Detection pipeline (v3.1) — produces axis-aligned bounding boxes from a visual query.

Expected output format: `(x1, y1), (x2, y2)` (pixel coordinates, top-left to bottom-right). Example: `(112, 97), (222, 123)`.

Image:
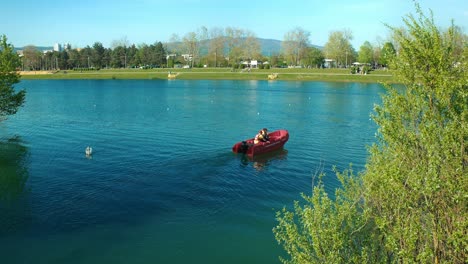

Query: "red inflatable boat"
(232, 129), (289, 156)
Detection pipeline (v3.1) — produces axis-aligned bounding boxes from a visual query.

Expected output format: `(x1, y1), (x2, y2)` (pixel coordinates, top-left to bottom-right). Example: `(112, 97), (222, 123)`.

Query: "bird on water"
(85, 146), (93, 156)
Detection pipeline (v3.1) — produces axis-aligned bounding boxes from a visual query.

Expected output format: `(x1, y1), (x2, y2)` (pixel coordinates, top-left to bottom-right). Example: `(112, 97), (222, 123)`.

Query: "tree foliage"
(357, 41), (374, 64)
(274, 169), (388, 264)
(137, 42), (167, 67)
(91, 42), (106, 68)
(323, 29), (355, 67)
(274, 4), (467, 263)
(21, 45), (41, 70)
(282, 27), (311, 66)
(380, 42), (396, 67)
(183, 31), (199, 67)
(443, 25), (467, 59)
(208, 27), (225, 67)
(225, 27), (250, 66)
(365, 4), (467, 262)
(303, 47), (324, 68)
(110, 45), (126, 68)
(0, 35), (26, 120)
(243, 31), (261, 60)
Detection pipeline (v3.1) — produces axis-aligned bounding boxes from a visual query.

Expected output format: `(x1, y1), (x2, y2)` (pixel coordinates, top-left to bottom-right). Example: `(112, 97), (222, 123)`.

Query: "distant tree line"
(18, 23), (466, 71)
(19, 41), (167, 71)
(281, 25), (465, 69)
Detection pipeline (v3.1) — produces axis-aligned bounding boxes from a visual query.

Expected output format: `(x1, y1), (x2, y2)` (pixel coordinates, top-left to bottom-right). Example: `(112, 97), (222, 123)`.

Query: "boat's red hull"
(232, 130), (289, 156)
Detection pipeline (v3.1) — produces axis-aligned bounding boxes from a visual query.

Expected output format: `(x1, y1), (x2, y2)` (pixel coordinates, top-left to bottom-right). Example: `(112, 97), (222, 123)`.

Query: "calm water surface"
(0, 79), (384, 263)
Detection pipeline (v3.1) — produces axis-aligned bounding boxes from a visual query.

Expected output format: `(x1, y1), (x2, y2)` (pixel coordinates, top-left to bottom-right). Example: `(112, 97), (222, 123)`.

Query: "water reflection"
(0, 136), (29, 204)
(239, 149), (288, 171)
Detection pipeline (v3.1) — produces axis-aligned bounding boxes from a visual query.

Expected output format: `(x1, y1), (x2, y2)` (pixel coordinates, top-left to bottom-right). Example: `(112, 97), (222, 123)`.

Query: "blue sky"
(2, 0), (466, 49)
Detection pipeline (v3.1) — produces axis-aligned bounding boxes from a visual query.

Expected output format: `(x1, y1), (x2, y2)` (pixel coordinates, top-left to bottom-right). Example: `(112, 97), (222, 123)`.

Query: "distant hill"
(258, 38), (323, 55)
(165, 38), (323, 57)
(258, 38), (281, 55)
(14, 46), (53, 51)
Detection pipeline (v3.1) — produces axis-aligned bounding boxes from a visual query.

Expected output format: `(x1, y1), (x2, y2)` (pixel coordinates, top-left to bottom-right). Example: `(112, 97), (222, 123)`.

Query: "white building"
(250, 60), (262, 68)
(181, 54), (193, 61)
(324, 59), (335, 68)
(240, 60), (263, 68)
(53, 43), (62, 52)
(166, 54), (177, 60)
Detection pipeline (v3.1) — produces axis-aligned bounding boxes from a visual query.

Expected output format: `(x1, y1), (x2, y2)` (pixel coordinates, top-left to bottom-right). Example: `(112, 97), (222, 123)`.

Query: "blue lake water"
(0, 79), (384, 263)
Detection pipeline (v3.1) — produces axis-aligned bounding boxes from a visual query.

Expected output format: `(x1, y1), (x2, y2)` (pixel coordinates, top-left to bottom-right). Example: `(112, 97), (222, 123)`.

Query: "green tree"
(274, 169), (388, 264)
(274, 4), (467, 264)
(91, 42), (105, 68)
(197, 26), (209, 67)
(303, 47), (324, 68)
(380, 42), (396, 67)
(79, 46), (93, 68)
(67, 48), (80, 69)
(138, 44), (151, 66)
(102, 48), (111, 69)
(58, 50), (69, 70)
(0, 35), (26, 120)
(282, 27), (311, 66)
(22, 45), (41, 70)
(270, 54), (286, 68)
(183, 31), (198, 67)
(43, 51), (55, 70)
(372, 39), (383, 67)
(365, 5), (467, 262)
(110, 46), (126, 68)
(126, 44), (138, 67)
(152, 42), (166, 67)
(243, 31), (261, 61)
(208, 27), (225, 67)
(443, 24), (467, 61)
(357, 41), (374, 64)
(225, 27), (245, 66)
(323, 29), (355, 67)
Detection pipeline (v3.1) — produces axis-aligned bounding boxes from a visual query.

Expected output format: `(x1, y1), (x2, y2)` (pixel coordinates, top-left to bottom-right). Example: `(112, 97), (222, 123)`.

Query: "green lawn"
(21, 68), (396, 83)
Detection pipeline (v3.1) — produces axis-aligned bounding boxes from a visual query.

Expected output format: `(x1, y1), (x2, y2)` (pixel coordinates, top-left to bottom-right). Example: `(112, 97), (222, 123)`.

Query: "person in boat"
(254, 128), (270, 144)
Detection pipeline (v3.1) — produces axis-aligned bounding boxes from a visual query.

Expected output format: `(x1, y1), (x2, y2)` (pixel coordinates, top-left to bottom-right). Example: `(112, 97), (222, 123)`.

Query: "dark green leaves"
(0, 35), (26, 120)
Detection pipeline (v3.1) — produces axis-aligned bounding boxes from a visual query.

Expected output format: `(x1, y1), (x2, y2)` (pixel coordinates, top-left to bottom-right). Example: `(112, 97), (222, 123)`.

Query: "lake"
(0, 79), (384, 263)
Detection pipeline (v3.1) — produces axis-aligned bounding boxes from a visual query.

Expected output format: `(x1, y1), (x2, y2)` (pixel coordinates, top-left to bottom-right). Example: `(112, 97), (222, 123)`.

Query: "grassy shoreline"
(20, 68), (396, 83)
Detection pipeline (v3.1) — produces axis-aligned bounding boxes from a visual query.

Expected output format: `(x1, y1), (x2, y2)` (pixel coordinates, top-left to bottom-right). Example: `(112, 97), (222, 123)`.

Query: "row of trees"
(169, 26), (402, 68)
(169, 27), (263, 68)
(16, 25), (401, 71)
(20, 41), (167, 71)
(18, 34), (390, 71)
(18, 19), (466, 71)
(274, 4), (467, 264)
(19, 27), (266, 71)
